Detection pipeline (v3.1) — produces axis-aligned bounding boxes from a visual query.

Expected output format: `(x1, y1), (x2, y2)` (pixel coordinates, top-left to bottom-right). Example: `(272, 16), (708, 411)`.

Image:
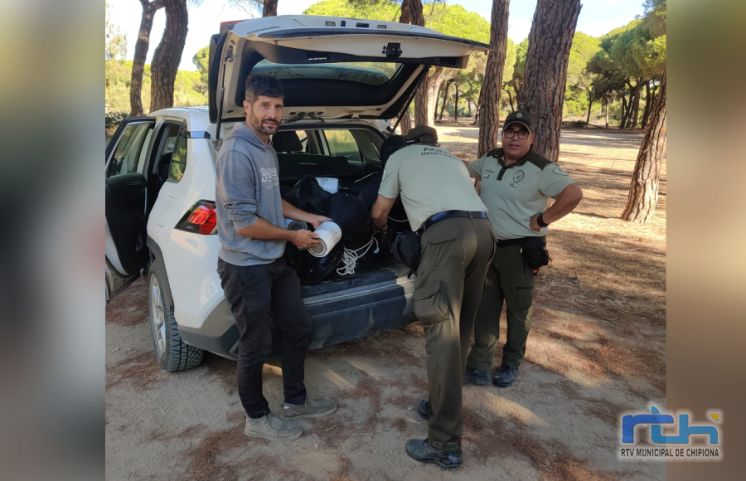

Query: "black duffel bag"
(392, 231), (421, 272)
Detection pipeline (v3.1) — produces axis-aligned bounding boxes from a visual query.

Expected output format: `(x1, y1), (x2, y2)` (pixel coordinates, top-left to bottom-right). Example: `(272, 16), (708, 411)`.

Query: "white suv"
(105, 15), (485, 371)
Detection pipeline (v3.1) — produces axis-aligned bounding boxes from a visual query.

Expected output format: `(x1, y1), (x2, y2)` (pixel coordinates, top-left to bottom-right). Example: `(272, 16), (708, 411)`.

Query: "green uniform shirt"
(379, 144), (486, 231)
(466, 148), (575, 240)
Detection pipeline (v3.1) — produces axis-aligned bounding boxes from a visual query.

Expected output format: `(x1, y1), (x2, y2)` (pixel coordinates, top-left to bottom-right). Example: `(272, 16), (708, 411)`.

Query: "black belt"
(417, 210), (489, 234)
(495, 236), (532, 247)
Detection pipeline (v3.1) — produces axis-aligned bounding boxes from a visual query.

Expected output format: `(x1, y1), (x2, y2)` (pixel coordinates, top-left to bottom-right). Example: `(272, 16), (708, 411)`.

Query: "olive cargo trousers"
(413, 217), (495, 451)
(467, 242), (536, 372)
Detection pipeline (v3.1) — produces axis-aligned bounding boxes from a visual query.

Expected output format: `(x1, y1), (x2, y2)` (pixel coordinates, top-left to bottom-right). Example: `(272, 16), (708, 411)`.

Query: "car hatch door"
(208, 15), (488, 124)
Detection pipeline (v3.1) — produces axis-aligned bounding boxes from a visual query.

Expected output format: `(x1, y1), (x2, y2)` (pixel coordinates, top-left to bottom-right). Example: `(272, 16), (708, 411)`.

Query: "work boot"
(244, 412), (302, 440)
(492, 364), (519, 388)
(464, 366), (490, 385)
(405, 439), (462, 470)
(281, 397), (337, 420)
(416, 399), (432, 421)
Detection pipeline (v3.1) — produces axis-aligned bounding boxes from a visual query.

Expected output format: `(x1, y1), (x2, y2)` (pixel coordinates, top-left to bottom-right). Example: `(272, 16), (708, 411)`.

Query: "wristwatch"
(536, 213), (549, 227)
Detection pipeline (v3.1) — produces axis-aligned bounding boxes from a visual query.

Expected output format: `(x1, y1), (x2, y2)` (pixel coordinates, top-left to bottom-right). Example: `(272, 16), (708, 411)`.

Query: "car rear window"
(252, 60), (399, 86)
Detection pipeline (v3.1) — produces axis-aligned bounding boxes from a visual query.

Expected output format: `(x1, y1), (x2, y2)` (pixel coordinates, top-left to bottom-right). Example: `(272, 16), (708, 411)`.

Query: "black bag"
(392, 231), (421, 272)
(522, 236), (550, 271)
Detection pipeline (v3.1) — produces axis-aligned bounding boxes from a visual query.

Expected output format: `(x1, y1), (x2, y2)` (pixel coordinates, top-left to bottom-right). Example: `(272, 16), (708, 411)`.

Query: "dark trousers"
(413, 217), (495, 451)
(217, 258), (312, 418)
(467, 242), (536, 371)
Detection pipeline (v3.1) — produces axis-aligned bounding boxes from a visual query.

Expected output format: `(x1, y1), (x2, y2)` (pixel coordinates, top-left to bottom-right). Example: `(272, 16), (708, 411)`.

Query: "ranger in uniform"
(463, 110), (583, 388)
(371, 125), (495, 470)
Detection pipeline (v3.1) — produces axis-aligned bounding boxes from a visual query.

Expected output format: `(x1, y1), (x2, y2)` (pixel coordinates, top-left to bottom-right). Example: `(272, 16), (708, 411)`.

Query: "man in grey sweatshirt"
(216, 76), (337, 441)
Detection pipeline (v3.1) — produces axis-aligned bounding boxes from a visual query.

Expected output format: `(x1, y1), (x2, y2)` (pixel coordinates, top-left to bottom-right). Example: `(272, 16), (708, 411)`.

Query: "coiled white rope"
(336, 236), (380, 276)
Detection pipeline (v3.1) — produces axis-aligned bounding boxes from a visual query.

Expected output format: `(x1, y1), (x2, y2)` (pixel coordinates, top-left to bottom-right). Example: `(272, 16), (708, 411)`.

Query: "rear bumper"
(179, 275), (416, 359)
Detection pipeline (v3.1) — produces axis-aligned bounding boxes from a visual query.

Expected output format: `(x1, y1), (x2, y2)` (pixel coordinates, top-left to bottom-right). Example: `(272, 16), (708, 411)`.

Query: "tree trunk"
(629, 80), (641, 129)
(406, 1), (433, 127)
(604, 95), (609, 128)
(620, 93), (629, 129)
(150, 0), (188, 112)
(414, 68), (440, 126)
(425, 68), (444, 124)
(477, 0), (510, 157)
(604, 95), (609, 129)
(438, 80), (451, 120)
(640, 80), (652, 129)
(517, 0), (582, 162)
(130, 0), (164, 116)
(396, 0), (423, 134)
(454, 84), (459, 123)
(585, 88), (593, 125)
(622, 73), (666, 223)
(263, 0), (278, 16)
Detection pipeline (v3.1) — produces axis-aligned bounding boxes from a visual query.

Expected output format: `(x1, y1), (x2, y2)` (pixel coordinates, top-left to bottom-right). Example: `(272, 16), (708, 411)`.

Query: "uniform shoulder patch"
(525, 151), (551, 170)
(485, 148), (503, 159)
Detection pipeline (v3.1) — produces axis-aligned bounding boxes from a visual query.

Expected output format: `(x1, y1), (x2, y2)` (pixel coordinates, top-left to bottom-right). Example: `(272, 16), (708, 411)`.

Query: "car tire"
(148, 266), (204, 372)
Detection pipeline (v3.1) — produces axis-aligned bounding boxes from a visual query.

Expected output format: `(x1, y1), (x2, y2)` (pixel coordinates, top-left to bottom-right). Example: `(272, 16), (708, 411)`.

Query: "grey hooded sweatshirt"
(215, 123), (285, 266)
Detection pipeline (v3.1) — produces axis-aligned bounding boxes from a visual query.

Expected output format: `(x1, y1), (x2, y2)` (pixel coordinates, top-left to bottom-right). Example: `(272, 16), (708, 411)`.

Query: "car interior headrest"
(272, 131), (303, 153)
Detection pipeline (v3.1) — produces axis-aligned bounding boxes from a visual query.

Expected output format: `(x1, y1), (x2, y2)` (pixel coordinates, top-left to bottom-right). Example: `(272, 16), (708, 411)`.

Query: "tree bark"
(453, 84), (458, 123)
(620, 93), (629, 129)
(604, 95), (609, 128)
(640, 80), (652, 129)
(403, 0), (434, 128)
(604, 95), (609, 129)
(517, 0), (582, 162)
(263, 0), (278, 16)
(622, 73), (666, 223)
(438, 80), (451, 120)
(629, 79), (641, 129)
(150, 0), (188, 112)
(130, 0), (164, 116)
(426, 68), (444, 124)
(585, 87), (594, 125)
(396, 0), (423, 134)
(477, 0), (510, 157)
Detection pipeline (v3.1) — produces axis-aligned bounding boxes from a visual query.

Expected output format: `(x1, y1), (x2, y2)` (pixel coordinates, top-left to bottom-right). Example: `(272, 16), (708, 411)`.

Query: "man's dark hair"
(244, 75), (284, 102)
(404, 125), (438, 145)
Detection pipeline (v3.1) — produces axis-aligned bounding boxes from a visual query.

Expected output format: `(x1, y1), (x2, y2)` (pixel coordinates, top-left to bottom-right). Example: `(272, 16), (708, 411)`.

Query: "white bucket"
(308, 221), (342, 257)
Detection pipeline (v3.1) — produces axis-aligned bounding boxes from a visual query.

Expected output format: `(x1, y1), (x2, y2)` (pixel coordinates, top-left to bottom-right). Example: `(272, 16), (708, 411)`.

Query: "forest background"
(105, 0), (665, 131)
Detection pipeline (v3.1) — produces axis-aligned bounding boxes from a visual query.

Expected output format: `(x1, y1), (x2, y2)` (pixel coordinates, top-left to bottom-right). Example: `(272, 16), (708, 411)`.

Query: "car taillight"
(176, 201), (217, 235)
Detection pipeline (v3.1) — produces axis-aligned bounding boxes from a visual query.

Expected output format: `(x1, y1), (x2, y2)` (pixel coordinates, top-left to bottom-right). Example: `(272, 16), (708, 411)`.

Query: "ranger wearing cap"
(463, 110), (583, 388)
(371, 125), (495, 470)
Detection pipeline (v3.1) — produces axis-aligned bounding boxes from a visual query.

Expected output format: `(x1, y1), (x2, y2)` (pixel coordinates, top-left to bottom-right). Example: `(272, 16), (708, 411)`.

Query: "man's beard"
(252, 114), (280, 135)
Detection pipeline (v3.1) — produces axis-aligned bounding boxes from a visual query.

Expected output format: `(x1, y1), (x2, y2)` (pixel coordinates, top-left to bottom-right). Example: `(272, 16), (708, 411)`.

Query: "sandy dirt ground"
(106, 125), (666, 481)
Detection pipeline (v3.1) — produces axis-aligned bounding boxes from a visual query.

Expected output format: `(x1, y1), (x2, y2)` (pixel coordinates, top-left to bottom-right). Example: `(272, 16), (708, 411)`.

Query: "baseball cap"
(404, 125), (438, 145)
(503, 110), (534, 132)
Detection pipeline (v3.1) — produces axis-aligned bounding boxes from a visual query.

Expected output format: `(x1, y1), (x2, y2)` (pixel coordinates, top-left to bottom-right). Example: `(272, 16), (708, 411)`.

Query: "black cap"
(404, 125), (438, 145)
(503, 110), (534, 132)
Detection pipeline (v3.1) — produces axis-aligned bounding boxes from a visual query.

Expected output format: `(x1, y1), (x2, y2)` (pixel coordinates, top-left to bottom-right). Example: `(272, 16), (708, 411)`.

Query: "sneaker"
(281, 397), (337, 420)
(244, 412), (302, 440)
(492, 364), (518, 388)
(464, 367), (490, 385)
(405, 438), (462, 470)
(416, 399), (432, 421)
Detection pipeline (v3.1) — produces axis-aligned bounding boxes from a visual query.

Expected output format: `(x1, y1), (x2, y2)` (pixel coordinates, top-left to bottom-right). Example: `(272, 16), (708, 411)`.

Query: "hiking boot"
(281, 397), (337, 420)
(492, 364), (518, 388)
(405, 439), (462, 470)
(244, 412), (302, 440)
(464, 366), (490, 385)
(416, 399), (432, 421)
